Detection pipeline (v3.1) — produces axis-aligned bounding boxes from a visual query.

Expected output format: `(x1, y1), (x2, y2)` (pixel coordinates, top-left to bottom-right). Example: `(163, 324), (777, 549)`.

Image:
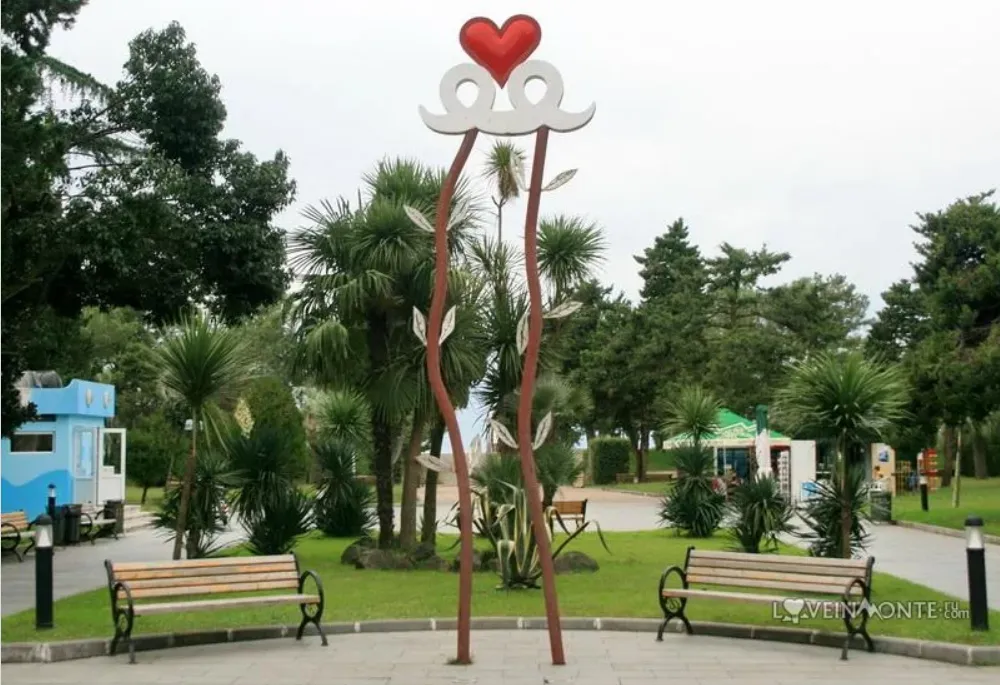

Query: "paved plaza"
(3, 630), (995, 685)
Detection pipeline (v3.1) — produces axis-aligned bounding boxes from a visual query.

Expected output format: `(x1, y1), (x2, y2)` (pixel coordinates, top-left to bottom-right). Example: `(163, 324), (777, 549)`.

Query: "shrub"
(589, 437), (631, 484)
(153, 451), (234, 558)
(245, 487), (314, 555)
(127, 412), (186, 504)
(313, 438), (376, 538)
(797, 464), (872, 558)
(243, 375), (309, 478)
(227, 423), (299, 522)
(535, 442), (584, 506)
(728, 476), (795, 553)
(658, 445), (724, 537)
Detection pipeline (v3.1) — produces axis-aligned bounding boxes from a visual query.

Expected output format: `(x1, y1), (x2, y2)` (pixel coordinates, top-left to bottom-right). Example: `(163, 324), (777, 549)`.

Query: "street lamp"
(47, 483), (56, 517)
(965, 515), (989, 631)
(35, 514), (54, 629)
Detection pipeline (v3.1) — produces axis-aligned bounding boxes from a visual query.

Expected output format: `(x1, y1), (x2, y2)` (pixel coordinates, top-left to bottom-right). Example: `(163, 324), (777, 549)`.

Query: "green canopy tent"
(662, 408), (791, 480)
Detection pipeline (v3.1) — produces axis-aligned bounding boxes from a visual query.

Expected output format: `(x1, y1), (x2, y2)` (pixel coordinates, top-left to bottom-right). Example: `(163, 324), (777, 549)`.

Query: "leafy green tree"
(2, 10), (294, 436)
(126, 411), (186, 504)
(153, 313), (254, 559)
(774, 352), (909, 558)
(243, 375), (309, 478)
(634, 218), (706, 302)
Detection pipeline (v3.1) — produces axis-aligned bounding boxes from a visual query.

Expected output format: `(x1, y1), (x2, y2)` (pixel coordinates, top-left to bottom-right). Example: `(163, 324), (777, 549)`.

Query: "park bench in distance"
(81, 504), (119, 544)
(1, 510), (36, 561)
(551, 499), (588, 530)
(104, 554), (328, 663)
(657, 547), (876, 660)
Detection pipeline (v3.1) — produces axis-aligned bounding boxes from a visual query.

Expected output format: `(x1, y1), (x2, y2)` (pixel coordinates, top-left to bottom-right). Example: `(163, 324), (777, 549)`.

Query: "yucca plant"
(227, 423), (300, 523)
(245, 487), (315, 555)
(474, 483), (609, 590)
(153, 451), (235, 558)
(728, 476), (795, 553)
(658, 446), (724, 537)
(313, 438), (376, 538)
(797, 464), (872, 558)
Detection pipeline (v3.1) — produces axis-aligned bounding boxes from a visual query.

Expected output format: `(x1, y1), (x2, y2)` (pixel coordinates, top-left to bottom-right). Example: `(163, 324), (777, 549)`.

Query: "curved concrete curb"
(3, 617), (998, 667)
(595, 487), (662, 498)
(891, 520), (1000, 545)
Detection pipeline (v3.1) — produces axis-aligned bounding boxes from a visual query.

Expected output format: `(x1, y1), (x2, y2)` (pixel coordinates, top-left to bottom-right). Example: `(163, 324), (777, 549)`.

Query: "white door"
(98, 428), (127, 504)
(72, 428), (98, 505)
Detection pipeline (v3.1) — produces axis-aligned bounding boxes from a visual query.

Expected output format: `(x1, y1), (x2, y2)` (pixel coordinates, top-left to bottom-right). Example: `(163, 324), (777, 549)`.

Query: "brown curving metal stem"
(517, 125), (566, 665)
(426, 128), (479, 665)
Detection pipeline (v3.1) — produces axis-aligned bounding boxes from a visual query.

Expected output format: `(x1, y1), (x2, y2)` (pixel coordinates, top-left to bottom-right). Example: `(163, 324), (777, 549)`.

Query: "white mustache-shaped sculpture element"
(419, 60), (596, 136)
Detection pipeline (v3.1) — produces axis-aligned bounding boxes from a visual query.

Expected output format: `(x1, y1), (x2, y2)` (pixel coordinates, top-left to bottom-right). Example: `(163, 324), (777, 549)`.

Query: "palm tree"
(287, 158), (480, 548)
(537, 215), (606, 303)
(482, 140), (526, 243)
(660, 386), (721, 483)
(774, 351), (909, 558)
(153, 313), (254, 560)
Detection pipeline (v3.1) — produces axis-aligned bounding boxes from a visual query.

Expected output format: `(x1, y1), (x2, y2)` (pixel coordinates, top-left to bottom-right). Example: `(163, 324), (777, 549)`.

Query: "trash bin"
(50, 505), (66, 546)
(103, 499), (125, 535)
(63, 504), (83, 545)
(870, 491), (892, 523)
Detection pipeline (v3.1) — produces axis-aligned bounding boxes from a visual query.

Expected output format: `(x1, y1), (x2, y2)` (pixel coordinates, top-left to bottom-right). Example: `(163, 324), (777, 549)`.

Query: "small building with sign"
(1, 376), (125, 519)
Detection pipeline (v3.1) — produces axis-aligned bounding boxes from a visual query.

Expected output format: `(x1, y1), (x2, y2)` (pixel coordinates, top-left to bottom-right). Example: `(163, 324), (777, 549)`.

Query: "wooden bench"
(81, 505), (120, 544)
(551, 500), (588, 530)
(1, 511), (36, 561)
(657, 547), (876, 660)
(104, 554), (328, 663)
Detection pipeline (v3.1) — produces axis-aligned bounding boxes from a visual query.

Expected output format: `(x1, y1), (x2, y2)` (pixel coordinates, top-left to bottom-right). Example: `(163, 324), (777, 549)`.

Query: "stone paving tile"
(4, 630), (998, 684)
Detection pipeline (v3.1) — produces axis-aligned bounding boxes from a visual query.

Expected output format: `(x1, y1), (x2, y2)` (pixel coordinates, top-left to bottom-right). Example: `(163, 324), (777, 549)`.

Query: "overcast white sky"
(49, 1), (1000, 449)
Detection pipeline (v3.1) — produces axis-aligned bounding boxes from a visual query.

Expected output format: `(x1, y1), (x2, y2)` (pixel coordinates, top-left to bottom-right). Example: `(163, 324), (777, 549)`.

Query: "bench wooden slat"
(120, 579), (300, 599)
(689, 557), (866, 578)
(662, 588), (847, 607)
(132, 593), (320, 616)
(685, 566), (859, 590)
(686, 573), (861, 595)
(1, 512), (29, 528)
(689, 549), (868, 570)
(111, 555), (295, 573)
(113, 562), (297, 582)
(122, 571), (299, 591)
(553, 501), (586, 516)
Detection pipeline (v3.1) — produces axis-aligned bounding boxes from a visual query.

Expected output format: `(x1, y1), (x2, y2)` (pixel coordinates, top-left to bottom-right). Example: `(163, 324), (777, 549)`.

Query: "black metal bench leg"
(297, 608), (327, 646)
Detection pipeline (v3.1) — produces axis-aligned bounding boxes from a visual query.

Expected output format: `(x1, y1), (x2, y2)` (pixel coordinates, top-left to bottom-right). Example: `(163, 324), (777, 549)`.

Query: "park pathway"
(3, 628), (994, 684)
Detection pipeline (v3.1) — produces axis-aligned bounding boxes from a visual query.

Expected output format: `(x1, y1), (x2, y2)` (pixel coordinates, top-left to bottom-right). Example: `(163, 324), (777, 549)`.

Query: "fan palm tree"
(287, 158), (480, 548)
(153, 313), (254, 560)
(774, 351), (909, 558)
(537, 215), (606, 304)
(482, 140), (526, 243)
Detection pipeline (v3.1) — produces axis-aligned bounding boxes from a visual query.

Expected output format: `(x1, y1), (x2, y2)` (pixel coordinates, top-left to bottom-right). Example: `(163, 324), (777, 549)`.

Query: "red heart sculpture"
(459, 15), (542, 87)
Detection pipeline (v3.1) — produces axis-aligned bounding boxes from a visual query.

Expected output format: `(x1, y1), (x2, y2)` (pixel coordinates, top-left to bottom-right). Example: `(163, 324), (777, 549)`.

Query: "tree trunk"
(141, 486), (148, 506)
(838, 436), (850, 560)
(952, 426), (963, 508)
(399, 410), (427, 549)
(172, 415), (198, 560)
(421, 419), (446, 545)
(940, 425), (956, 487)
(973, 426), (989, 479)
(636, 425), (650, 482)
(372, 414), (396, 549)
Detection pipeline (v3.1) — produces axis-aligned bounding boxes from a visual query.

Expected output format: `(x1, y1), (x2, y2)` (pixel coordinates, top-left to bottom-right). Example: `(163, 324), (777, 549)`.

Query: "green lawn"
(892, 478), (1000, 537)
(3, 531), (997, 646)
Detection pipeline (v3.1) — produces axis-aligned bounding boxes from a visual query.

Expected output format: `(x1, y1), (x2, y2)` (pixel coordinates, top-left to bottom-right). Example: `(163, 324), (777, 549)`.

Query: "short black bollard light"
(919, 474), (929, 512)
(965, 515), (989, 631)
(34, 514), (54, 630)
(47, 483), (56, 518)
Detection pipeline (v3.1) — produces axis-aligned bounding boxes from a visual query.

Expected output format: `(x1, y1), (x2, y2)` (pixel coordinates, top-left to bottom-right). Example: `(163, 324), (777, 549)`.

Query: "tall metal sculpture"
(409, 14), (595, 665)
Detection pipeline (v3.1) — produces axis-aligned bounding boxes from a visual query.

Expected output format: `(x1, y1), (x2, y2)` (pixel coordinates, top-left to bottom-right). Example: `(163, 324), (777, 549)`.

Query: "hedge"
(590, 437), (632, 485)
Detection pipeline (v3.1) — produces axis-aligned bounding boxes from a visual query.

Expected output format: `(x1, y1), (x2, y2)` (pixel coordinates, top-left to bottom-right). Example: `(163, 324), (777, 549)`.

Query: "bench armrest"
(111, 580), (136, 616)
(0, 522), (18, 537)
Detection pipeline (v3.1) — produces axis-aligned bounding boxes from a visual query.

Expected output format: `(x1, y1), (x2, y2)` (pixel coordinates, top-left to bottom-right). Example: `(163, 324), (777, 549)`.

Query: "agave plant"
(475, 483), (609, 590)
(727, 476), (795, 553)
